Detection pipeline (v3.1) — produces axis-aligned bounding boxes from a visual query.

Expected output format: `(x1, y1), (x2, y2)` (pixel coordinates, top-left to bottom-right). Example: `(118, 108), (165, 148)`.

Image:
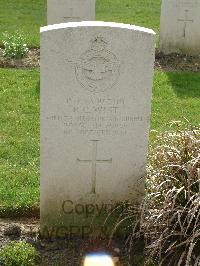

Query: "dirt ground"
(155, 51), (200, 72)
(0, 48), (39, 69)
(0, 48), (200, 72)
(0, 218), (134, 266)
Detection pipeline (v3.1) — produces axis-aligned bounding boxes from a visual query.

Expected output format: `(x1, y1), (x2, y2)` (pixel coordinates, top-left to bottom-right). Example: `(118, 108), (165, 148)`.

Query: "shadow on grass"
(166, 72), (200, 98)
(0, 205), (40, 219)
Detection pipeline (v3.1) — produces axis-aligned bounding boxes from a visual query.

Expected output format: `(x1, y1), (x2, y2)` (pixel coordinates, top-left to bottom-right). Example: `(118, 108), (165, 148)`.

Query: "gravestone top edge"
(40, 21), (156, 35)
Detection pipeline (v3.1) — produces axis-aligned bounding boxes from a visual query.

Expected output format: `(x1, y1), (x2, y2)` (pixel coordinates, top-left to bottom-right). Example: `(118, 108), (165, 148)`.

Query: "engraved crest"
(75, 36), (120, 93)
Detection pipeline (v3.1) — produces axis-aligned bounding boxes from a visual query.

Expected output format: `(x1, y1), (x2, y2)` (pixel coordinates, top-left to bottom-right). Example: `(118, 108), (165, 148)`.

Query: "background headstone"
(47, 0), (96, 25)
(159, 0), (200, 55)
(40, 22), (155, 233)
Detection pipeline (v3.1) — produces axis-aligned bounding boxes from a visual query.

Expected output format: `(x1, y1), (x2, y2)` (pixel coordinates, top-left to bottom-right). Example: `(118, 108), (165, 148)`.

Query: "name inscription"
(46, 96), (150, 137)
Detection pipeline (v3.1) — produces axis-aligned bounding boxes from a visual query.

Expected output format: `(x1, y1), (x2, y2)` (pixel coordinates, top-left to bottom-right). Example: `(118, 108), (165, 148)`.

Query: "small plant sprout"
(2, 32), (29, 59)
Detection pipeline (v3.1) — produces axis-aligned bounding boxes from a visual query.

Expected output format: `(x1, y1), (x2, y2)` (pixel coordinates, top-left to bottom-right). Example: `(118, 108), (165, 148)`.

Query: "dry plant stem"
(114, 124), (200, 266)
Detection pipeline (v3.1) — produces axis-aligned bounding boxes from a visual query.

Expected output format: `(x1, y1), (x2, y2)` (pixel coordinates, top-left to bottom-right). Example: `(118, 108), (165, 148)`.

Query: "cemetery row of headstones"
(40, 0), (199, 234)
(47, 0), (200, 56)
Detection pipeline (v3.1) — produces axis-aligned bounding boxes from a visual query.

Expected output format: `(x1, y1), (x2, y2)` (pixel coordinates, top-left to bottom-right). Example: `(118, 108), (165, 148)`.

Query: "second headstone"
(159, 0), (200, 55)
(47, 0), (96, 25)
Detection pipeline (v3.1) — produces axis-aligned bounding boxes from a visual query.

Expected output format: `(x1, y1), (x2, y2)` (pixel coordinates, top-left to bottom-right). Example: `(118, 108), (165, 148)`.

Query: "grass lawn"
(152, 71), (200, 131)
(0, 0), (161, 47)
(0, 68), (199, 216)
(0, 69), (39, 216)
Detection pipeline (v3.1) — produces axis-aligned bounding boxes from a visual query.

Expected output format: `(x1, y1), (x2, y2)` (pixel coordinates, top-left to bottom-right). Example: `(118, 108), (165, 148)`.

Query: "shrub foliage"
(0, 241), (38, 266)
(2, 32), (28, 59)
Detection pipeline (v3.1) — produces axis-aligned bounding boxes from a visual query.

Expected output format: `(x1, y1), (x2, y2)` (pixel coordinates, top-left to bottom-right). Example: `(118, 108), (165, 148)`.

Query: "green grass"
(96, 0), (161, 31)
(0, 69), (39, 216)
(0, 68), (199, 216)
(0, 0), (46, 47)
(152, 71), (200, 131)
(0, 0), (161, 47)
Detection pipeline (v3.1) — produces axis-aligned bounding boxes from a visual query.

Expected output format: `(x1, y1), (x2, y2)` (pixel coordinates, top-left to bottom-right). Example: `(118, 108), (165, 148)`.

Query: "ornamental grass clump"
(114, 124), (200, 266)
(144, 124), (200, 265)
(2, 32), (28, 59)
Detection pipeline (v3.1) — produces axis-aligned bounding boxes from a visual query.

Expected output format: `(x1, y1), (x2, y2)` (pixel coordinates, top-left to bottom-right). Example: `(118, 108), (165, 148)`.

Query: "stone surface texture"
(40, 22), (155, 230)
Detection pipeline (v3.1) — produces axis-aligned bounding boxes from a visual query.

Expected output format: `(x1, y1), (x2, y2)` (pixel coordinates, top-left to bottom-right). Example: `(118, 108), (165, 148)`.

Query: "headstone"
(47, 0), (96, 25)
(40, 22), (155, 235)
(159, 0), (200, 55)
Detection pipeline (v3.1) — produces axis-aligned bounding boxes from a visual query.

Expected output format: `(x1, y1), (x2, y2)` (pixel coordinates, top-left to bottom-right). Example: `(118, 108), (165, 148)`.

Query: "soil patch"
(155, 51), (200, 72)
(0, 48), (39, 69)
(0, 48), (200, 72)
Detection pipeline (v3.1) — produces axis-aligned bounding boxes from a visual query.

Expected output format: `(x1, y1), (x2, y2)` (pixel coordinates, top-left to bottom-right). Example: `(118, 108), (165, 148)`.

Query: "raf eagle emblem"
(76, 36), (120, 93)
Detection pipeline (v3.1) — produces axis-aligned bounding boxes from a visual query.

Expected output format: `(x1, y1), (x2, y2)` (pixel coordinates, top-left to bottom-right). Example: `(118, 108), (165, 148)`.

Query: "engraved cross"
(77, 140), (112, 194)
(178, 10), (193, 38)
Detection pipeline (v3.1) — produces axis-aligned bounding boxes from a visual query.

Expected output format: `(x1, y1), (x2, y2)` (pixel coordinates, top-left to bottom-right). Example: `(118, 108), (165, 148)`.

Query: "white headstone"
(40, 22), (155, 233)
(47, 0), (96, 25)
(159, 0), (200, 55)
